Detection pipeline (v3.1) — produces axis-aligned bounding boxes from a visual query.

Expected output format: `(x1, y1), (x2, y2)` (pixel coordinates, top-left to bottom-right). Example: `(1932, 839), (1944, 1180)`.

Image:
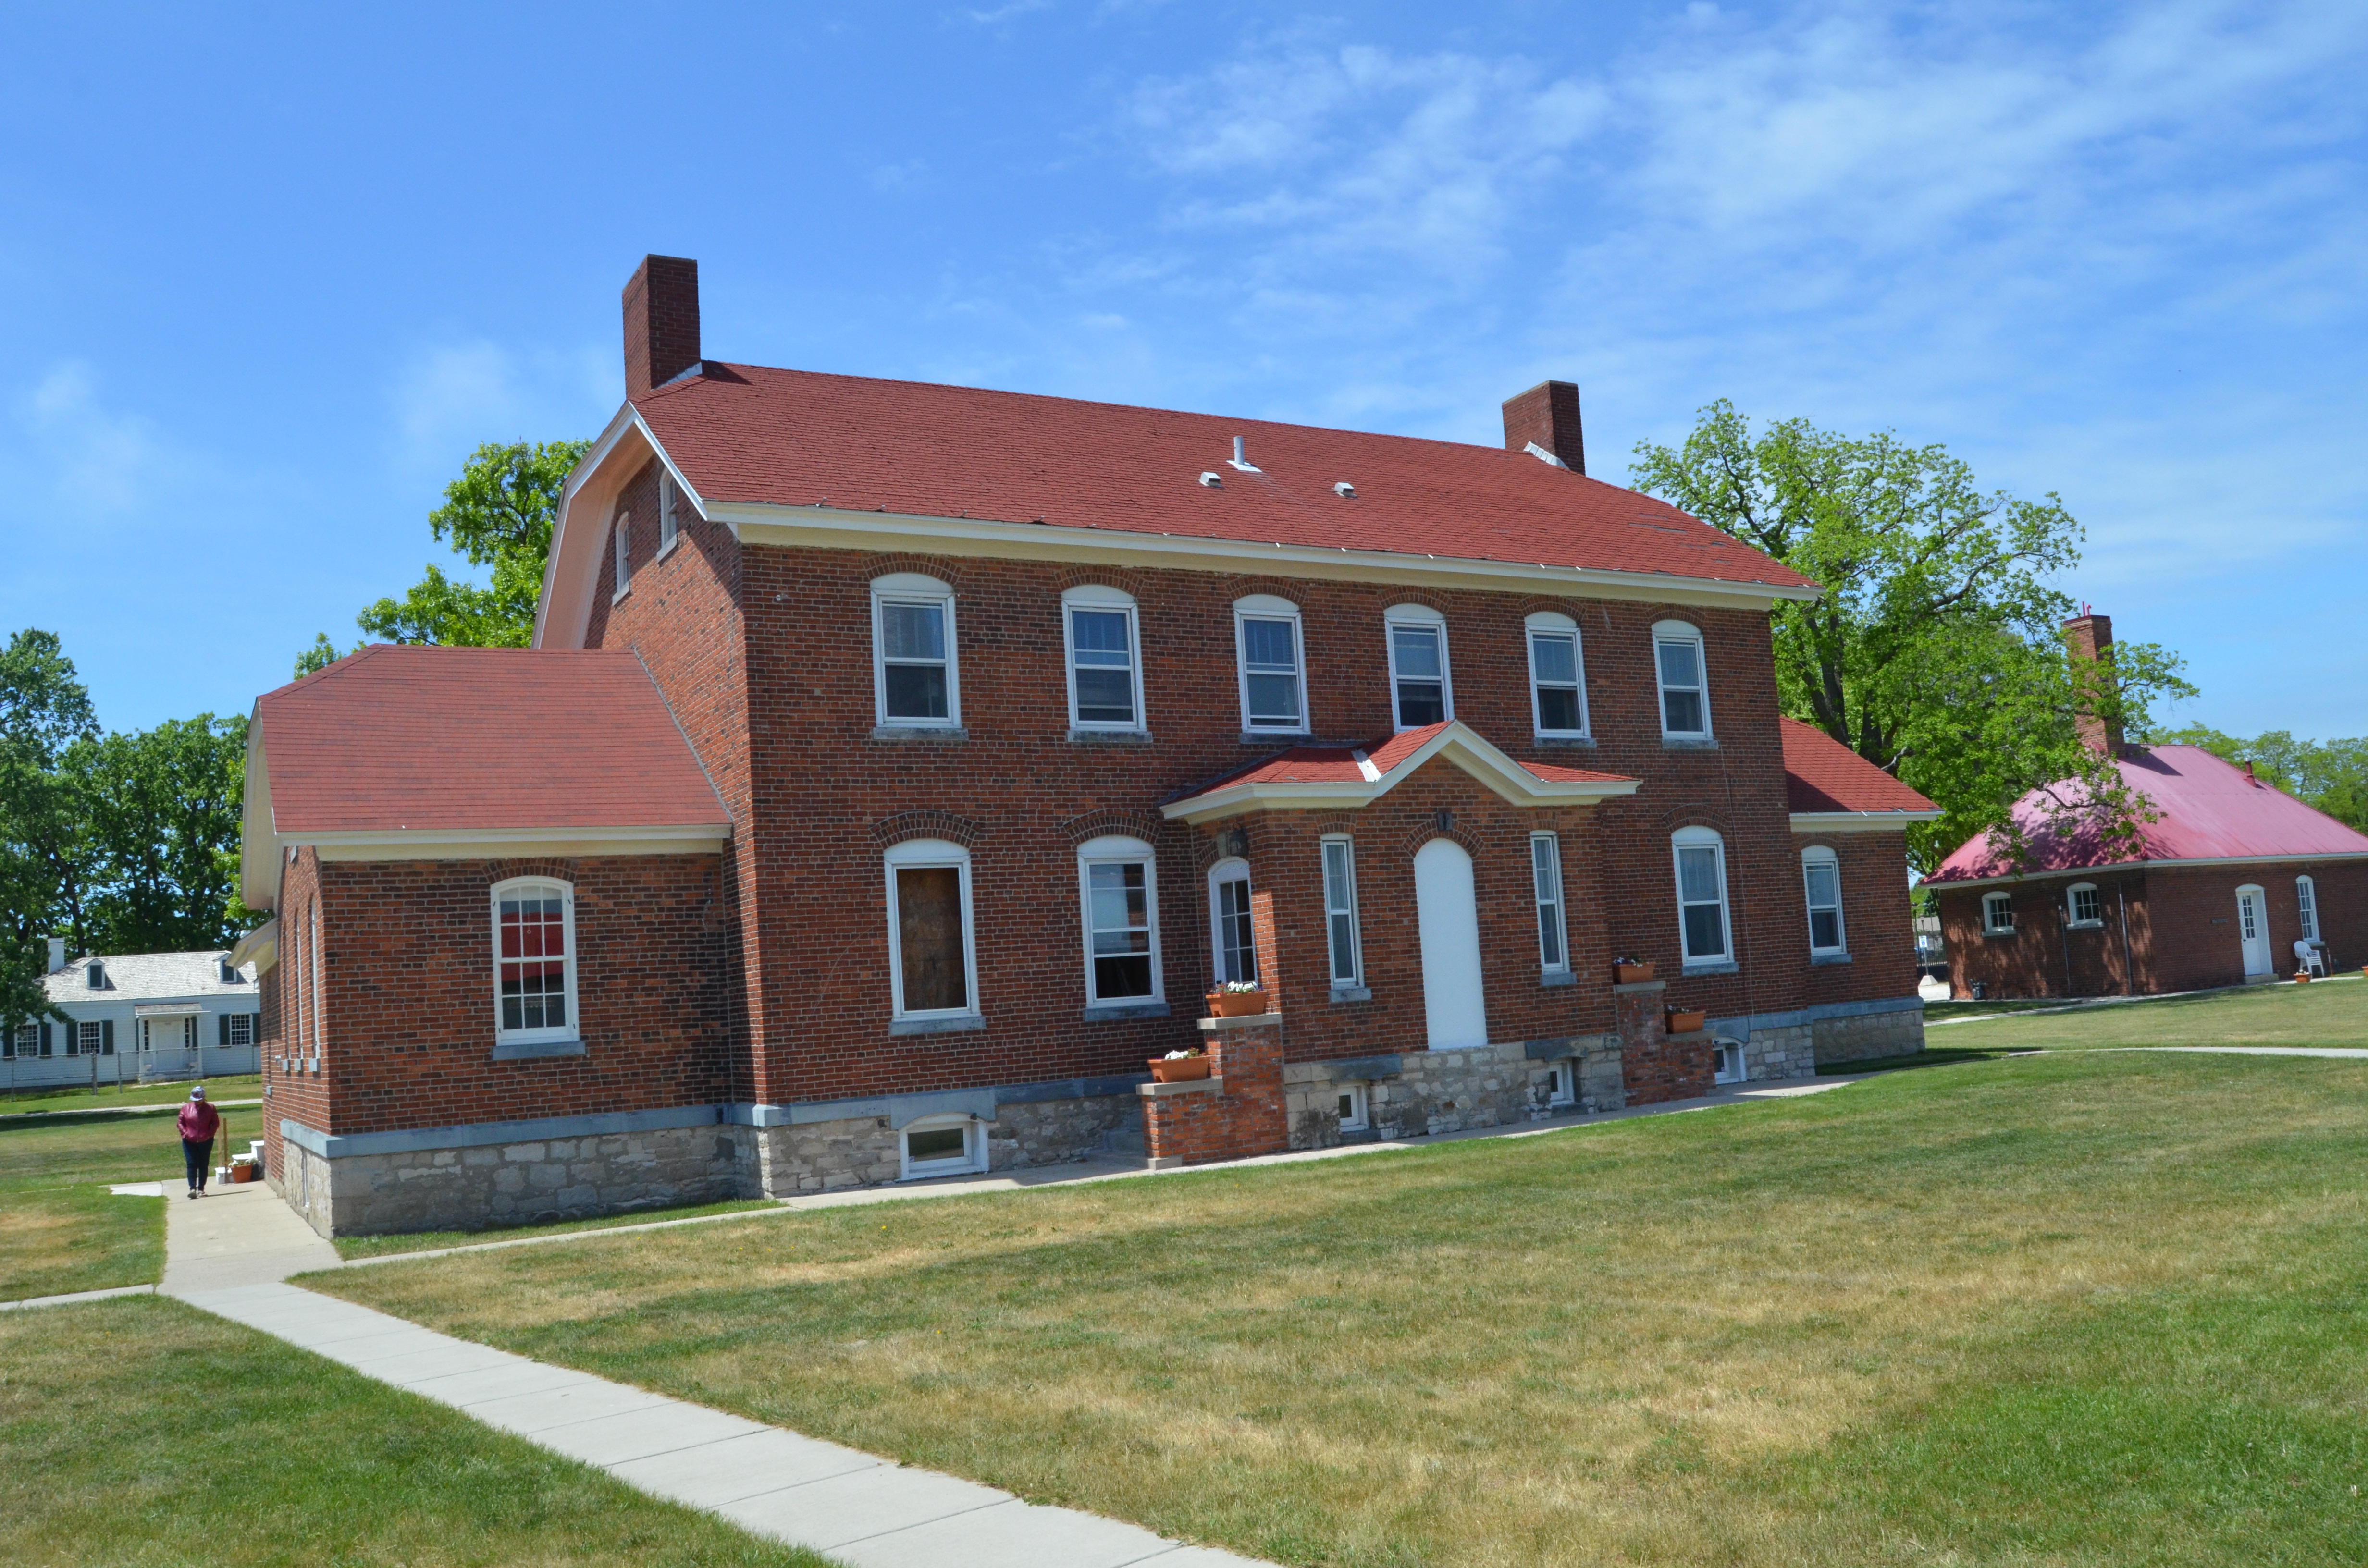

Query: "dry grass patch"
(316, 1053), (2368, 1566)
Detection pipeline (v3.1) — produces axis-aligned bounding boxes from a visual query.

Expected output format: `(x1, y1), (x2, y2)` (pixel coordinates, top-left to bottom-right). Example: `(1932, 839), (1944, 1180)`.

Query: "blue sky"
(3, 0), (2362, 739)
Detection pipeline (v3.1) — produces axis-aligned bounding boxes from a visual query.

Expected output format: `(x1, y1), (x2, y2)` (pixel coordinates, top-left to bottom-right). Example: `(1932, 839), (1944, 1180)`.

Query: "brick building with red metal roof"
(1925, 613), (2368, 999)
(242, 256), (1940, 1237)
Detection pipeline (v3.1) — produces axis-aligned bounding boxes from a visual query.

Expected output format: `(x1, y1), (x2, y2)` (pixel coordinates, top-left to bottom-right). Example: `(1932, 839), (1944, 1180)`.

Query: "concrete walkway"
(2133, 1046), (2368, 1059)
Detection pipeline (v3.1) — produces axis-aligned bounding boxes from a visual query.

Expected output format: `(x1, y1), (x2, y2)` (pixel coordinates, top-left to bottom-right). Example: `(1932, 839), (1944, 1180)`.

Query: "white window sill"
(871, 724), (968, 743)
(1085, 1000), (1170, 1020)
(655, 534), (680, 562)
(1534, 734), (1596, 748)
(1329, 984), (1372, 1004)
(1540, 970), (1577, 988)
(611, 585), (631, 605)
(2067, 920), (2105, 930)
(1068, 727), (1154, 746)
(890, 1013), (986, 1037)
(1240, 729), (1310, 745)
(1810, 952), (1852, 966)
(1982, 929), (2016, 939)
(493, 1035), (585, 1061)
(1681, 959), (1739, 976)
(1662, 735), (1717, 750)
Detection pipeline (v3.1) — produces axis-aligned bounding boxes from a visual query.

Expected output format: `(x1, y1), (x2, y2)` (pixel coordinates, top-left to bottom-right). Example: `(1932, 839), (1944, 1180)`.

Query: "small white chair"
(2294, 939), (2328, 978)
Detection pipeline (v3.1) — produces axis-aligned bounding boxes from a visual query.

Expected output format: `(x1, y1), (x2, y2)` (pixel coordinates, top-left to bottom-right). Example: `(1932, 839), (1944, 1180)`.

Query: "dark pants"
(183, 1137), (213, 1191)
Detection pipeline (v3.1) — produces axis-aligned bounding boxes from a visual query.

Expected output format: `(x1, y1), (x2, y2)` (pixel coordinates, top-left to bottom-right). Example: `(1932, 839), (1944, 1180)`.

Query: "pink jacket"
(177, 1102), (221, 1142)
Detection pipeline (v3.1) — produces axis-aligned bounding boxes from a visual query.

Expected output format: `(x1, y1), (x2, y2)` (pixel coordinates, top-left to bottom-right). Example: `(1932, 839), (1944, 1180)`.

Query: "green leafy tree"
(1, 942), (71, 1033)
(356, 439), (591, 649)
(80, 715), (256, 954)
(294, 633), (345, 678)
(2149, 724), (2368, 832)
(0, 630), (100, 956)
(1631, 402), (2194, 872)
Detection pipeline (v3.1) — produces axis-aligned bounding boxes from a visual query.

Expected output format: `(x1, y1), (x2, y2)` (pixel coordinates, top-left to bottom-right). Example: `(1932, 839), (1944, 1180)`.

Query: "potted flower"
(1615, 956), (1657, 984)
(1206, 980), (1270, 1017)
(1664, 1008), (1707, 1034)
(2295, 971), (2312, 985)
(1149, 1047), (1211, 1083)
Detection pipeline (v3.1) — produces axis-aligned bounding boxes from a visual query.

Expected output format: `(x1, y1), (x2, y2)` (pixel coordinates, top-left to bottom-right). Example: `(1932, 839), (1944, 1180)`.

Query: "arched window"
(492, 879), (577, 1046)
(1061, 585), (1146, 733)
(1652, 620), (1711, 740)
(1801, 846), (1846, 955)
(1209, 858), (1256, 986)
(1078, 834), (1162, 1008)
(1234, 594), (1307, 735)
(885, 839), (978, 1027)
(1672, 827), (1731, 966)
(1383, 602), (1451, 730)
(872, 573), (961, 730)
(2067, 883), (2103, 928)
(2296, 875), (2319, 943)
(1525, 611), (1587, 737)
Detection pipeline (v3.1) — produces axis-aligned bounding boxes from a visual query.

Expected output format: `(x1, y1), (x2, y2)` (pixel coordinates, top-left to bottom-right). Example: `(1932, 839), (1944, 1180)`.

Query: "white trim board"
(1926, 850), (2368, 892)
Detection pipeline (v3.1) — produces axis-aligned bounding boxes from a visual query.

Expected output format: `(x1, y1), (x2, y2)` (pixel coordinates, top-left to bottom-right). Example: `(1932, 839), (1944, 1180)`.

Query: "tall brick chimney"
(623, 255), (701, 400)
(2062, 610), (2123, 756)
(1501, 380), (1586, 476)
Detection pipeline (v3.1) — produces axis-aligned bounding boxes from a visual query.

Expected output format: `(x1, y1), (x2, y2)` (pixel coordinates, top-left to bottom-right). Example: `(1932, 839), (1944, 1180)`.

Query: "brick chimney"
(47, 935), (66, 974)
(2062, 610), (2123, 756)
(623, 255), (701, 399)
(1501, 380), (1585, 476)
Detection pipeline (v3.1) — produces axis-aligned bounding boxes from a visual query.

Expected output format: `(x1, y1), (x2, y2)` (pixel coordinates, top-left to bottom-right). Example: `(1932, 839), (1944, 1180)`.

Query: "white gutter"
(1789, 810), (1944, 834)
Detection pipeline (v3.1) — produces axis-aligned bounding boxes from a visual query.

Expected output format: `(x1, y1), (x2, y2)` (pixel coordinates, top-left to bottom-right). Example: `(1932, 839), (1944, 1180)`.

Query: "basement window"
(1542, 1059), (1575, 1108)
(1982, 892), (2015, 935)
(900, 1115), (988, 1180)
(1714, 1040), (1747, 1085)
(1335, 1082), (1370, 1133)
(2068, 883), (2103, 928)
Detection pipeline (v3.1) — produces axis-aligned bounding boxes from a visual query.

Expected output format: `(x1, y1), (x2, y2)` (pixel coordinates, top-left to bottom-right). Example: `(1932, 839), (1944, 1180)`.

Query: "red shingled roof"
(257, 646), (729, 835)
(1926, 744), (2368, 882)
(1164, 720), (1636, 815)
(1780, 719), (1941, 817)
(633, 365), (1817, 592)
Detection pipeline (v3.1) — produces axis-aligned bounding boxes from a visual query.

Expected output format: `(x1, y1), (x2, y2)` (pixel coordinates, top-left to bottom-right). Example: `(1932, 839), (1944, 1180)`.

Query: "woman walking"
(177, 1085), (221, 1199)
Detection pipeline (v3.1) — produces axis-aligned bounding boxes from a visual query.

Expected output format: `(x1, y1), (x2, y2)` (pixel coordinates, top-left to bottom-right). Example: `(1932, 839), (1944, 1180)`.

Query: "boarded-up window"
(897, 865), (969, 1013)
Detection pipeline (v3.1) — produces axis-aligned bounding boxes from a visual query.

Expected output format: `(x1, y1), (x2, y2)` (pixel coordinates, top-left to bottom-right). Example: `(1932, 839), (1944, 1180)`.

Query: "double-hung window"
(872, 574), (960, 729)
(612, 514), (631, 600)
(1653, 621), (1710, 740)
(657, 472), (680, 554)
(1062, 586), (1145, 733)
(1321, 836), (1363, 988)
(1209, 859), (1257, 986)
(1525, 612), (1587, 737)
(2297, 876), (2319, 943)
(885, 839), (979, 1026)
(2068, 883), (2103, 928)
(1078, 836), (1161, 1007)
(493, 879), (577, 1044)
(225, 1013), (254, 1048)
(1982, 892), (2015, 934)
(1384, 604), (1451, 729)
(78, 1020), (104, 1056)
(1672, 827), (1732, 967)
(1802, 847), (1846, 954)
(1234, 595), (1307, 735)
(1531, 832), (1570, 974)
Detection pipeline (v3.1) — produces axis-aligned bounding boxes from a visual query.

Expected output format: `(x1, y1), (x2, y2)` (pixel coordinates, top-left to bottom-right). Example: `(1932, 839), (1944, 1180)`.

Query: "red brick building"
(242, 256), (1939, 1236)
(1927, 613), (2368, 999)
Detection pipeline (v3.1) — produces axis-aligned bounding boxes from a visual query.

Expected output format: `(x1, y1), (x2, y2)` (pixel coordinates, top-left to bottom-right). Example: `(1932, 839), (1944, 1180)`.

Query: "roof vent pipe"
(1227, 437), (1262, 474)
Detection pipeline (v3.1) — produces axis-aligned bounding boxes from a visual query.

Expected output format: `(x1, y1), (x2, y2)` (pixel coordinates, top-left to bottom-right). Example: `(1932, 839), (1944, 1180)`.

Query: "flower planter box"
(1615, 962), (1657, 984)
(1149, 1055), (1211, 1083)
(1664, 1009), (1707, 1034)
(1206, 989), (1270, 1018)
(2295, 973), (2312, 984)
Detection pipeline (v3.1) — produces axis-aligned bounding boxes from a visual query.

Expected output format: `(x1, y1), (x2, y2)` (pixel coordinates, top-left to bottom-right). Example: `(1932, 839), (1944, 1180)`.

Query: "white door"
(2236, 885), (2271, 977)
(1414, 839), (1489, 1049)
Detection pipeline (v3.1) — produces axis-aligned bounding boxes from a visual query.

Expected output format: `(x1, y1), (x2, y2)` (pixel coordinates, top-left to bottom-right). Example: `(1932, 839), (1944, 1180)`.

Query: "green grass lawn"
(0, 1103), (261, 1299)
(1938, 971), (2368, 1051)
(335, 1197), (784, 1261)
(0, 1071), (261, 1115)
(0, 1295), (831, 1568)
(314, 1051), (2368, 1567)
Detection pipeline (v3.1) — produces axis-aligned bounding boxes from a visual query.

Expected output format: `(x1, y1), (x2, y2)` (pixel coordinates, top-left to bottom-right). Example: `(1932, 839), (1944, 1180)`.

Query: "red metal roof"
(1925, 743), (2368, 882)
(633, 365), (1818, 593)
(1166, 721), (1635, 807)
(1780, 719), (1941, 816)
(258, 646), (729, 835)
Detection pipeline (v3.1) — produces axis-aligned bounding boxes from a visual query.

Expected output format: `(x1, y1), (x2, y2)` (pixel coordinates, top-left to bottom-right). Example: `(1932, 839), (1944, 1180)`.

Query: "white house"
(4, 937), (264, 1089)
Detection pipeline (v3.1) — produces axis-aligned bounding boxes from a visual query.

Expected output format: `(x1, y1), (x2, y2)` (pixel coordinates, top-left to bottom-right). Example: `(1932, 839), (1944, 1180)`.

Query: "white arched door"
(1414, 839), (1489, 1049)
(2235, 885), (2271, 978)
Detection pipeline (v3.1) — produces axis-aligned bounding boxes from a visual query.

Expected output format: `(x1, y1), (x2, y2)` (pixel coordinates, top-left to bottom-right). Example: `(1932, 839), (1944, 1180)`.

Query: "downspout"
(2118, 881), (2134, 995)
(2060, 890), (2074, 997)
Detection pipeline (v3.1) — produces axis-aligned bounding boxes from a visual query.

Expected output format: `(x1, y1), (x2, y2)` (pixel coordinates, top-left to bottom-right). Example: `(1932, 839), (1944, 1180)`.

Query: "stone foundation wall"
(1811, 1005), (1924, 1066)
(1738, 1021), (1817, 1081)
(752, 1091), (1139, 1195)
(286, 1123), (750, 1238)
(1283, 1036), (1622, 1151)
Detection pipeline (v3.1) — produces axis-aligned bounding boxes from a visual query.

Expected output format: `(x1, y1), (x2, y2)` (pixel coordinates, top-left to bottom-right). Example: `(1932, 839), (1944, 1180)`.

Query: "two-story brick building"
(243, 256), (1939, 1237)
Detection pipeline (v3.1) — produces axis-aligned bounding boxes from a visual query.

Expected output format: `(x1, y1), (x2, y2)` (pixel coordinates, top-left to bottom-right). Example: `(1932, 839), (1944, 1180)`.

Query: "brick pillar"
(1141, 1014), (1289, 1168)
(1614, 980), (1714, 1105)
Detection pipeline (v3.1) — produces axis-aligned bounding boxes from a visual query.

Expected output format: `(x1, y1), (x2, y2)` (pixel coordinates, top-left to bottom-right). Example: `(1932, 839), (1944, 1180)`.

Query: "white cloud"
(388, 341), (614, 473)
(13, 362), (173, 517)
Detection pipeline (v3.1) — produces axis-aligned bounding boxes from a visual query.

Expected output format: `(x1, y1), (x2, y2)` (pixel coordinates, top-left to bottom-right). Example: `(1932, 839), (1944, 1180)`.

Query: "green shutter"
(40, 1022), (52, 1057)
(101, 1018), (114, 1056)
(218, 1013), (229, 1047)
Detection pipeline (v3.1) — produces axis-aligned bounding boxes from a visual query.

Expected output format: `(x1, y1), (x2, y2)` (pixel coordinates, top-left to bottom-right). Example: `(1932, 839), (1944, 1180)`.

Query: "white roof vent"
(1332, 480), (1356, 498)
(1227, 436), (1262, 473)
(1199, 471), (1223, 488)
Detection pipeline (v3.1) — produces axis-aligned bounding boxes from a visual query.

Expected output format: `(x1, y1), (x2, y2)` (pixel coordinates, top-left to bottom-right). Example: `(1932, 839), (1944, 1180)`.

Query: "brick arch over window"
(858, 552), (970, 593)
(1055, 564), (1149, 599)
(1396, 813), (1482, 859)
(1218, 575), (1307, 607)
(1653, 806), (1732, 835)
(1378, 588), (1452, 618)
(483, 857), (587, 885)
(1193, 822), (1258, 869)
(1057, 807), (1167, 846)
(871, 810), (986, 849)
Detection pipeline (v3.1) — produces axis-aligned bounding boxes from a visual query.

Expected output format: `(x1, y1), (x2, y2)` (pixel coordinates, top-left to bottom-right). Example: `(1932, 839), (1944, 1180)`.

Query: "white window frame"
(611, 513), (631, 601)
(1208, 858), (1257, 987)
(78, 1020), (103, 1056)
(657, 472), (680, 556)
(2296, 875), (2319, 943)
(1713, 1039), (1747, 1085)
(871, 573), (961, 731)
(1672, 826), (1733, 968)
(1531, 831), (1570, 975)
(1382, 602), (1453, 732)
(1801, 846), (1847, 955)
(899, 1114), (989, 1180)
(1652, 619), (1711, 740)
(1334, 1082), (1370, 1132)
(311, 898), (325, 1061)
(491, 877), (580, 1047)
(1233, 594), (1309, 735)
(1542, 1058), (1576, 1107)
(226, 1013), (254, 1048)
(1982, 892), (2015, 935)
(1524, 611), (1589, 739)
(884, 838), (981, 1026)
(1060, 585), (1147, 734)
(1321, 835), (1363, 988)
(1076, 835), (1163, 1008)
(2067, 882), (2103, 929)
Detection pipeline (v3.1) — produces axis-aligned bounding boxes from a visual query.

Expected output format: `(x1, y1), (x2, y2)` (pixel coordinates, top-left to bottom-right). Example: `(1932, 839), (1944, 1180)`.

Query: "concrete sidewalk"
(2134, 1046), (2368, 1059)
